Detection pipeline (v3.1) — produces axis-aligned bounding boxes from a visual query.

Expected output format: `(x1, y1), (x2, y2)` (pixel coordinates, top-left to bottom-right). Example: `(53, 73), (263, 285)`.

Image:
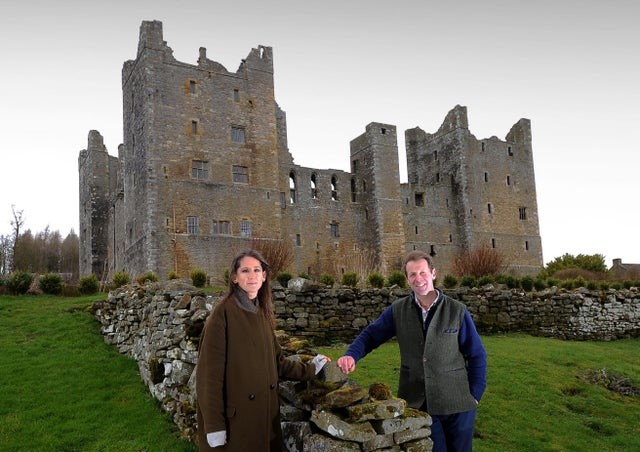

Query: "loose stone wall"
(91, 279), (639, 448)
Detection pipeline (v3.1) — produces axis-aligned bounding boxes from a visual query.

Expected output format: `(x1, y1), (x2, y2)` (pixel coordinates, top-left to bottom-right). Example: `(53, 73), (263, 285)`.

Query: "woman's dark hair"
(226, 249), (275, 327)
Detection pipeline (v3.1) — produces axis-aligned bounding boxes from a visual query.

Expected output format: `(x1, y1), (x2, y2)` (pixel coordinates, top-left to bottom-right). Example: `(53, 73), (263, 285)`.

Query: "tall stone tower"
(78, 130), (119, 278)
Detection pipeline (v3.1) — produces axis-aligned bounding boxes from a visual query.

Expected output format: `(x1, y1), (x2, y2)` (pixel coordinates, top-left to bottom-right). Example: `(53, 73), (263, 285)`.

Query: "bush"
(520, 276), (534, 292)
(386, 271), (407, 288)
(443, 274), (458, 289)
(599, 281), (610, 290)
(543, 253), (607, 277)
(341, 272), (359, 287)
(276, 271), (293, 287)
(112, 271), (131, 288)
(320, 273), (335, 286)
(533, 277), (547, 291)
(167, 271), (179, 280)
(136, 271), (158, 285)
(366, 272), (385, 289)
(546, 278), (559, 288)
(39, 273), (64, 295)
(78, 274), (99, 295)
(298, 271), (310, 280)
(6, 271), (34, 295)
(560, 279), (574, 290)
(573, 276), (587, 289)
(460, 275), (477, 288)
(477, 275), (493, 286)
(452, 244), (504, 278)
(586, 281), (598, 290)
(190, 268), (207, 287)
(611, 282), (622, 290)
(504, 276), (520, 289)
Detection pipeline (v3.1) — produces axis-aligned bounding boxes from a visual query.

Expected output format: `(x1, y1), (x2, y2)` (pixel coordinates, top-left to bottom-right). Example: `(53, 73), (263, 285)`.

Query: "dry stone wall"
(91, 279), (639, 448)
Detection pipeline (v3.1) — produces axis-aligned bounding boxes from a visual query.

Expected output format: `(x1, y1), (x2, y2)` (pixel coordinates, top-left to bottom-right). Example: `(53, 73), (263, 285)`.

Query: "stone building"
(78, 20), (543, 282)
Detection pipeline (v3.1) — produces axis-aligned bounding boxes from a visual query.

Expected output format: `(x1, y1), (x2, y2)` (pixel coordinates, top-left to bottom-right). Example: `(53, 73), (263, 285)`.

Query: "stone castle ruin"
(78, 20), (543, 281)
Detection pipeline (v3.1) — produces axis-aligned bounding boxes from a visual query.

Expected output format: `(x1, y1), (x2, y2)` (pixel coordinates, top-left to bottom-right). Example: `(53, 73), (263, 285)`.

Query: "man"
(337, 251), (487, 451)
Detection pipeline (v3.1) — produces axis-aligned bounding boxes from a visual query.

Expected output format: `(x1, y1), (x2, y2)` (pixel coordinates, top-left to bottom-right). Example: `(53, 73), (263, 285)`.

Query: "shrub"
(251, 238), (294, 279)
(622, 280), (633, 289)
(167, 271), (179, 280)
(599, 281), (610, 290)
(533, 277), (547, 291)
(460, 275), (477, 288)
(611, 282), (622, 290)
(586, 281), (598, 290)
(39, 273), (64, 295)
(543, 253), (607, 277)
(79, 274), (99, 295)
(190, 268), (207, 287)
(342, 272), (359, 287)
(320, 273), (335, 286)
(546, 278), (559, 288)
(367, 272), (385, 289)
(298, 271), (310, 280)
(520, 276), (534, 292)
(452, 244), (504, 277)
(386, 271), (407, 288)
(560, 279), (574, 290)
(222, 269), (230, 286)
(112, 271), (131, 288)
(573, 276), (587, 289)
(136, 271), (158, 285)
(477, 275), (493, 286)
(6, 271), (34, 295)
(276, 271), (292, 287)
(61, 284), (81, 297)
(504, 276), (520, 289)
(443, 274), (458, 289)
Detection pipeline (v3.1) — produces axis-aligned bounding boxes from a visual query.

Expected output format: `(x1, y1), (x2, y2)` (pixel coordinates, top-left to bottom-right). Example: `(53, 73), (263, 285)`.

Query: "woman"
(196, 249), (328, 451)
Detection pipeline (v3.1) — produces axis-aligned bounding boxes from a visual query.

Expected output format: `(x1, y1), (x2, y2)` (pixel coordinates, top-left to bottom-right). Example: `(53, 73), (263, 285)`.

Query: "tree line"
(0, 206), (79, 280)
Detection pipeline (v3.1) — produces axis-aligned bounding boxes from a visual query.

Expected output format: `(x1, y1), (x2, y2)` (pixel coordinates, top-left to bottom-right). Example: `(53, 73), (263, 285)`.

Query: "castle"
(78, 20), (543, 282)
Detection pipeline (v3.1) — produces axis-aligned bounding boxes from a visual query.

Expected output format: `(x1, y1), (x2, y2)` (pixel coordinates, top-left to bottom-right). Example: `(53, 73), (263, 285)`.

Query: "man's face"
(405, 259), (437, 297)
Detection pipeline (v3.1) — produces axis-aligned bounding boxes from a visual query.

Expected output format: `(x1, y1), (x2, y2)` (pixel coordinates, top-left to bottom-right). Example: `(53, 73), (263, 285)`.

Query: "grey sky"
(1, 0), (638, 266)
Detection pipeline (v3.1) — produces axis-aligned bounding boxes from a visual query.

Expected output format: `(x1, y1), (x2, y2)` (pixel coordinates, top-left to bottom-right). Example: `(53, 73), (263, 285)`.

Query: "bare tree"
(0, 234), (11, 275)
(10, 205), (24, 271)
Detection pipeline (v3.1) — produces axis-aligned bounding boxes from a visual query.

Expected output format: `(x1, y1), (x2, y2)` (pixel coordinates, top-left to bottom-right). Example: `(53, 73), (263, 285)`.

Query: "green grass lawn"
(1, 293), (638, 451)
(0, 294), (196, 452)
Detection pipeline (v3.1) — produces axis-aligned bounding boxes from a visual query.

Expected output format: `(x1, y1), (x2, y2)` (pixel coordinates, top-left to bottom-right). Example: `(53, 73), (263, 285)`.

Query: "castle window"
(487, 203), (492, 214)
(191, 120), (198, 135)
(508, 146), (513, 156)
(350, 178), (356, 202)
(436, 173), (440, 183)
(352, 160), (358, 172)
(491, 238), (496, 248)
(219, 221), (230, 234)
(434, 150), (438, 160)
(415, 193), (424, 206)
(311, 173), (318, 199)
(482, 142), (485, 152)
(189, 80), (196, 94)
(365, 208), (369, 220)
(231, 126), (246, 143)
(525, 240), (530, 250)
(415, 226), (418, 234)
(330, 222), (340, 238)
(519, 207), (527, 220)
(430, 245), (436, 257)
(279, 192), (286, 208)
(212, 220), (218, 234)
(233, 89), (240, 102)
(232, 165), (248, 183)
(296, 234), (301, 246)
(289, 172), (297, 204)
(331, 175), (338, 201)
(506, 175), (511, 186)
(240, 220), (252, 238)
(381, 127), (386, 134)
(484, 172), (488, 182)
(363, 180), (367, 193)
(187, 216), (199, 235)
(446, 198), (449, 207)
(191, 160), (208, 179)
(449, 234), (452, 242)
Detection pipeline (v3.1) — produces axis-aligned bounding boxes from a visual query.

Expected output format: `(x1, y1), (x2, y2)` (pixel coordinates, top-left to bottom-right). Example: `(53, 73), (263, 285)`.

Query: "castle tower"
(78, 130), (118, 278)
(350, 123), (405, 273)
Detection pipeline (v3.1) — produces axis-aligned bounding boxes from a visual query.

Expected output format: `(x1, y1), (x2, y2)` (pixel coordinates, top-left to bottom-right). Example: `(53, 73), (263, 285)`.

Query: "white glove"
(311, 354), (330, 375)
(207, 430), (226, 447)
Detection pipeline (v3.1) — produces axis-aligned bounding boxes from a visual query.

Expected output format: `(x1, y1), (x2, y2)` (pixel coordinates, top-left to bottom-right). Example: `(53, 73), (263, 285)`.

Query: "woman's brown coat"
(196, 292), (315, 451)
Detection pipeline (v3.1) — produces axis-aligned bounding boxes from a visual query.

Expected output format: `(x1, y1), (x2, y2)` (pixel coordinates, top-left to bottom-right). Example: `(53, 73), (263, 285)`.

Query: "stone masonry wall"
(91, 280), (639, 448)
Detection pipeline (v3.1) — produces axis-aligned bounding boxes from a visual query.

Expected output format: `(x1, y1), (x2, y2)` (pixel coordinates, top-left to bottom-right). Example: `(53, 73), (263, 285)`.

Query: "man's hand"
(337, 355), (356, 374)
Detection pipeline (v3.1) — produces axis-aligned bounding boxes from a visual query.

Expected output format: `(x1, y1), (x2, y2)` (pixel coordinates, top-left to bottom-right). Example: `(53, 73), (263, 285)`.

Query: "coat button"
(249, 394), (255, 400)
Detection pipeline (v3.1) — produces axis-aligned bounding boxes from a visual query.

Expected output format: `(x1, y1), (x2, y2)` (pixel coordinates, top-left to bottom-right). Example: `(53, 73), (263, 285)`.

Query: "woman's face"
(233, 255), (266, 299)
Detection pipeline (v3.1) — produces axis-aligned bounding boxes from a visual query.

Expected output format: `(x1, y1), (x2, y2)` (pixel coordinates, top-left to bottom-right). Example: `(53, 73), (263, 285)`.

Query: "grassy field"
(1, 293), (638, 451)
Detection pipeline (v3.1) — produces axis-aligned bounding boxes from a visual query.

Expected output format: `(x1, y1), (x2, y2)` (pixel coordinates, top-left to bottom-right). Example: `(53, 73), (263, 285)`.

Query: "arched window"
(289, 171), (296, 204)
(311, 173), (318, 199)
(331, 175), (338, 201)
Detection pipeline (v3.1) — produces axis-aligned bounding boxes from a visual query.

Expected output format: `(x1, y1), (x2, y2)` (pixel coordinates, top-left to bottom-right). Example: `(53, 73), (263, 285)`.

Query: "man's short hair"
(402, 251), (435, 275)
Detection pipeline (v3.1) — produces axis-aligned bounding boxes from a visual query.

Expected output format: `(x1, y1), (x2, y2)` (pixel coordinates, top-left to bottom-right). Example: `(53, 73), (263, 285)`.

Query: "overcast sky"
(1, 0), (638, 267)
